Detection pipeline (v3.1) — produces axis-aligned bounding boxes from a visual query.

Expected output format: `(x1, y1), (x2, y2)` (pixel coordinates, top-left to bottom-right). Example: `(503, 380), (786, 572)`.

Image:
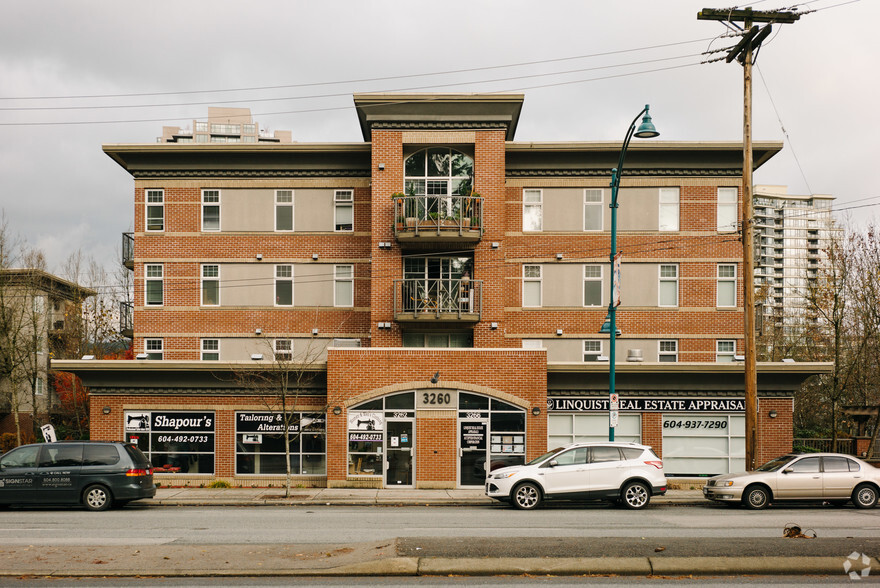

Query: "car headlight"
(719, 480), (734, 487)
(492, 472), (517, 479)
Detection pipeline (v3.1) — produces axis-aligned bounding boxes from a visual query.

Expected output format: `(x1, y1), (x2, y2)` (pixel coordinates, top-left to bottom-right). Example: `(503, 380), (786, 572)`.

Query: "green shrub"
(208, 480), (231, 489)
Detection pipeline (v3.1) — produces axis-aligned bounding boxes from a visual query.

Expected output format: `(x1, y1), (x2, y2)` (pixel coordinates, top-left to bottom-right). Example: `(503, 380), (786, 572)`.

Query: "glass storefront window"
(124, 410), (215, 474)
(234, 411), (326, 475)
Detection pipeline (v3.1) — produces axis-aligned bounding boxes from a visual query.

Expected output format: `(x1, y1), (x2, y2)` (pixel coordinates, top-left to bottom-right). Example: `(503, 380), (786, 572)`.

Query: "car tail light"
(126, 468), (151, 477)
(644, 460), (663, 470)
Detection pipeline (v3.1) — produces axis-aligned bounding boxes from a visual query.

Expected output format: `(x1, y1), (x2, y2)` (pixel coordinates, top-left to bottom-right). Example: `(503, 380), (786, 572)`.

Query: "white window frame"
(583, 189), (603, 231)
(201, 189), (221, 232)
(275, 264), (293, 306)
(146, 189), (164, 232)
(274, 339), (293, 362)
(659, 187), (680, 232)
(658, 264), (679, 307)
(201, 339), (220, 361)
(334, 264), (354, 307)
(583, 340), (602, 362)
(145, 338), (163, 360)
(583, 264), (603, 307)
(275, 189), (294, 232)
(34, 378), (45, 396)
(145, 264), (163, 306)
(658, 340), (678, 362)
(717, 263), (737, 308)
(717, 187), (738, 232)
(523, 189), (543, 232)
(523, 264), (542, 307)
(201, 264), (220, 306)
(716, 339), (736, 363)
(334, 189), (354, 232)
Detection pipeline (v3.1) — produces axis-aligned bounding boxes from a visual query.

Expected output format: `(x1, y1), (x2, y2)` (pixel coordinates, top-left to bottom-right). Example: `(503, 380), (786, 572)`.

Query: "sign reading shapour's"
(548, 397), (746, 413)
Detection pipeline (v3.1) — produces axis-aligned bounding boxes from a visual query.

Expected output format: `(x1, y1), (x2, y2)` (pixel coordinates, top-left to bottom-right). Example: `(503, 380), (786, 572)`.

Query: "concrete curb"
(3, 556), (877, 578)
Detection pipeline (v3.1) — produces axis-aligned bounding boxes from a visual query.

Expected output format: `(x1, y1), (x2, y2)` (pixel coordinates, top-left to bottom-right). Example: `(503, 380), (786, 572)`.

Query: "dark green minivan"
(0, 441), (155, 511)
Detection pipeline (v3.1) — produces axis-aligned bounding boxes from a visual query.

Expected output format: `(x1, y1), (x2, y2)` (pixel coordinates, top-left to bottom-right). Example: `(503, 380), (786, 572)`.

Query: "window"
(126, 410), (214, 474)
(195, 121), (208, 132)
(583, 189), (603, 231)
(274, 339), (292, 362)
(334, 189), (353, 232)
(146, 189), (164, 231)
(716, 340), (736, 363)
(275, 265), (293, 306)
(145, 339), (163, 360)
(403, 147), (474, 222)
(659, 187), (680, 231)
(201, 189), (220, 231)
(235, 411), (325, 475)
(523, 265), (542, 307)
(583, 265), (602, 307)
(658, 264), (678, 307)
(402, 332), (473, 348)
(523, 189), (542, 231)
(34, 378), (45, 396)
(201, 264), (219, 306)
(276, 190), (293, 231)
(717, 187), (738, 232)
(145, 264), (163, 306)
(33, 295), (45, 314)
(659, 340), (678, 362)
(334, 265), (354, 307)
(201, 339), (219, 361)
(717, 264), (736, 307)
(583, 340), (602, 362)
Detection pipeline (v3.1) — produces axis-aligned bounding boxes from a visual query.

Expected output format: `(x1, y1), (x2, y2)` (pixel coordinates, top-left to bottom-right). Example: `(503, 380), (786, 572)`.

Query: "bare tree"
(231, 336), (328, 497)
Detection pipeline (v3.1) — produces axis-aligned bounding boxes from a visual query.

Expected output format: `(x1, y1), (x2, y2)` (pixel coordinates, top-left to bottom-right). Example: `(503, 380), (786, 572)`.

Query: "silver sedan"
(703, 453), (880, 509)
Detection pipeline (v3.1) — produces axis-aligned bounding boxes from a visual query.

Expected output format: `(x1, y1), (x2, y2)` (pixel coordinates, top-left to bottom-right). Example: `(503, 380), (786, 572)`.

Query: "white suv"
(485, 442), (667, 510)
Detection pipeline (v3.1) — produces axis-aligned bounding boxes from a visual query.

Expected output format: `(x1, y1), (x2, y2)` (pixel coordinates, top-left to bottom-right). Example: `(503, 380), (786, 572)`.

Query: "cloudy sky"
(1, 0), (876, 280)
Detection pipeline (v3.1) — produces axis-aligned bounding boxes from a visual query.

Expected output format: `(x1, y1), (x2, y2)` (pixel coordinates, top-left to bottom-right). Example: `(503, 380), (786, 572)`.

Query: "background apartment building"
(159, 107), (292, 144)
(753, 185), (838, 339)
(61, 94), (829, 487)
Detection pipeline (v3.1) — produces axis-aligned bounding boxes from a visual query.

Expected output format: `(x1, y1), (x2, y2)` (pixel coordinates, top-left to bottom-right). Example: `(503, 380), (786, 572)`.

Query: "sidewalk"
(145, 486), (707, 507)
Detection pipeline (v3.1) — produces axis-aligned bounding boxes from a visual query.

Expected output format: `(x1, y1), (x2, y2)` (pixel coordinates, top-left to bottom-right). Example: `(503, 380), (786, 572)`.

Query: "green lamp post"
(602, 105), (660, 441)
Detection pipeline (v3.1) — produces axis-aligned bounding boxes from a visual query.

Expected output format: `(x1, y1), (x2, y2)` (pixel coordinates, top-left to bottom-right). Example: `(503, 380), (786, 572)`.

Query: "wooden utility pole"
(697, 8), (800, 470)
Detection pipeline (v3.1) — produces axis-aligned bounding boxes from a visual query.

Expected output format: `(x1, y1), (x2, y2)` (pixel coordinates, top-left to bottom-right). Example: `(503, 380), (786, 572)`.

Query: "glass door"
(385, 420), (414, 487)
(459, 420), (488, 487)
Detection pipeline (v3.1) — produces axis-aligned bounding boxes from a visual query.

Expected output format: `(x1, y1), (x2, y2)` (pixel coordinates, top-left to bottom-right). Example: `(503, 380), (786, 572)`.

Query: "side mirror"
(548, 460), (558, 467)
(782, 468), (793, 474)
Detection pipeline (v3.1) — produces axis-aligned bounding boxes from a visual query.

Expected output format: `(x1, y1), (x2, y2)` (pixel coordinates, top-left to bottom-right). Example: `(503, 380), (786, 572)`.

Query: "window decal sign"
(348, 411), (383, 431)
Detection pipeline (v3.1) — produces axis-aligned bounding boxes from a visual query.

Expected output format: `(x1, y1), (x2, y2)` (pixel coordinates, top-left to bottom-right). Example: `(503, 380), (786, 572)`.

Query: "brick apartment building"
(58, 93), (830, 488)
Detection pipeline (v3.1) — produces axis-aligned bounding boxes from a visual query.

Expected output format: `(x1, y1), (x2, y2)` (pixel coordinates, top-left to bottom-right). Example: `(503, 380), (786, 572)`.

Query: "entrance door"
(385, 420), (414, 487)
(459, 420), (488, 486)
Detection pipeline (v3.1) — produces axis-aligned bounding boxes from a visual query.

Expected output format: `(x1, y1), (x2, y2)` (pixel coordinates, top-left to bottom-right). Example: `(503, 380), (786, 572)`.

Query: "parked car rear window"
(621, 447), (644, 460)
(591, 446), (622, 463)
(824, 456), (859, 472)
(122, 443), (151, 468)
(82, 445), (121, 466)
(39, 444), (83, 467)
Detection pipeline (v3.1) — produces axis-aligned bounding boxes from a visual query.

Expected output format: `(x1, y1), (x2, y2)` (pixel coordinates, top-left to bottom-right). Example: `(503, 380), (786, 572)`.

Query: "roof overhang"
(353, 93), (525, 141)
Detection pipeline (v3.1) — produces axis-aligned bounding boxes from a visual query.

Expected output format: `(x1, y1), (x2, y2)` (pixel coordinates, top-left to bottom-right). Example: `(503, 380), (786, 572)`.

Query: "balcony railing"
(393, 278), (482, 322)
(392, 195), (484, 243)
(122, 232), (134, 270)
(120, 301), (133, 338)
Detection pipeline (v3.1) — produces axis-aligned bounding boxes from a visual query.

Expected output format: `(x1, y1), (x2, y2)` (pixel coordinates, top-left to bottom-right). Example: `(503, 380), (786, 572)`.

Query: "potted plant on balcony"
(392, 192), (416, 228)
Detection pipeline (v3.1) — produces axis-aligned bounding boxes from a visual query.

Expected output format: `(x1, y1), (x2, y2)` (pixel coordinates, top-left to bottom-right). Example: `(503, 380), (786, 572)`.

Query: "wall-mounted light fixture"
(556, 253), (563, 260)
(532, 407), (541, 416)
(556, 329), (563, 336)
(311, 328), (319, 336)
(332, 406), (343, 415)
(256, 254), (263, 260)
(102, 406), (111, 415)
(430, 371), (440, 384)
(378, 163), (386, 170)
(312, 253), (319, 261)
(769, 410), (778, 419)
(251, 353), (263, 360)
(255, 328), (262, 335)
(491, 242), (500, 249)
(135, 353), (148, 360)
(490, 322), (498, 330)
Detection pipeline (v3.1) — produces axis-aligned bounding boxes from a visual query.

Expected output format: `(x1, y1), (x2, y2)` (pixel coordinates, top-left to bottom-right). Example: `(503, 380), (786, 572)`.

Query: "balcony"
(393, 278), (482, 323)
(392, 194), (483, 246)
(122, 232), (134, 270)
(120, 301), (133, 338)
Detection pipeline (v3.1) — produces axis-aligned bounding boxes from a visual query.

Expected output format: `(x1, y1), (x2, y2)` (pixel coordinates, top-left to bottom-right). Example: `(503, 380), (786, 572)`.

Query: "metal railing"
(122, 232), (134, 269)
(393, 278), (482, 319)
(119, 301), (133, 337)
(392, 194), (484, 237)
(793, 438), (856, 454)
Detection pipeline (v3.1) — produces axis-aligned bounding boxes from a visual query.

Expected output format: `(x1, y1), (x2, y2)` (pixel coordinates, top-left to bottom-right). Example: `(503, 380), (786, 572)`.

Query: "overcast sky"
(1, 0), (876, 281)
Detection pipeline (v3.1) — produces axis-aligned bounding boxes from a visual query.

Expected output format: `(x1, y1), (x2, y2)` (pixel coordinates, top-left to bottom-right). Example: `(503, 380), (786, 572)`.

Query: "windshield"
(526, 447), (565, 466)
(755, 455), (797, 472)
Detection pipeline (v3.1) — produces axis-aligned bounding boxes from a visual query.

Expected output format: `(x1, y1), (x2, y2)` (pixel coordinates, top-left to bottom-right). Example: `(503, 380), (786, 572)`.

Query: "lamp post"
(603, 105), (659, 441)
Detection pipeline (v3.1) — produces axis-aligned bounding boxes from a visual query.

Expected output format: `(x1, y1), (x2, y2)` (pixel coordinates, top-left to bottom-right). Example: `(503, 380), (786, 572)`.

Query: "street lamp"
(602, 105), (660, 441)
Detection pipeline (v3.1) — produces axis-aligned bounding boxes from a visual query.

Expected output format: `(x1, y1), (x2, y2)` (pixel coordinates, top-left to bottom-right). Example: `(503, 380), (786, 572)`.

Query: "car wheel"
(83, 484), (113, 511)
(621, 481), (650, 509)
(852, 484), (878, 509)
(743, 484), (771, 509)
(512, 482), (542, 510)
